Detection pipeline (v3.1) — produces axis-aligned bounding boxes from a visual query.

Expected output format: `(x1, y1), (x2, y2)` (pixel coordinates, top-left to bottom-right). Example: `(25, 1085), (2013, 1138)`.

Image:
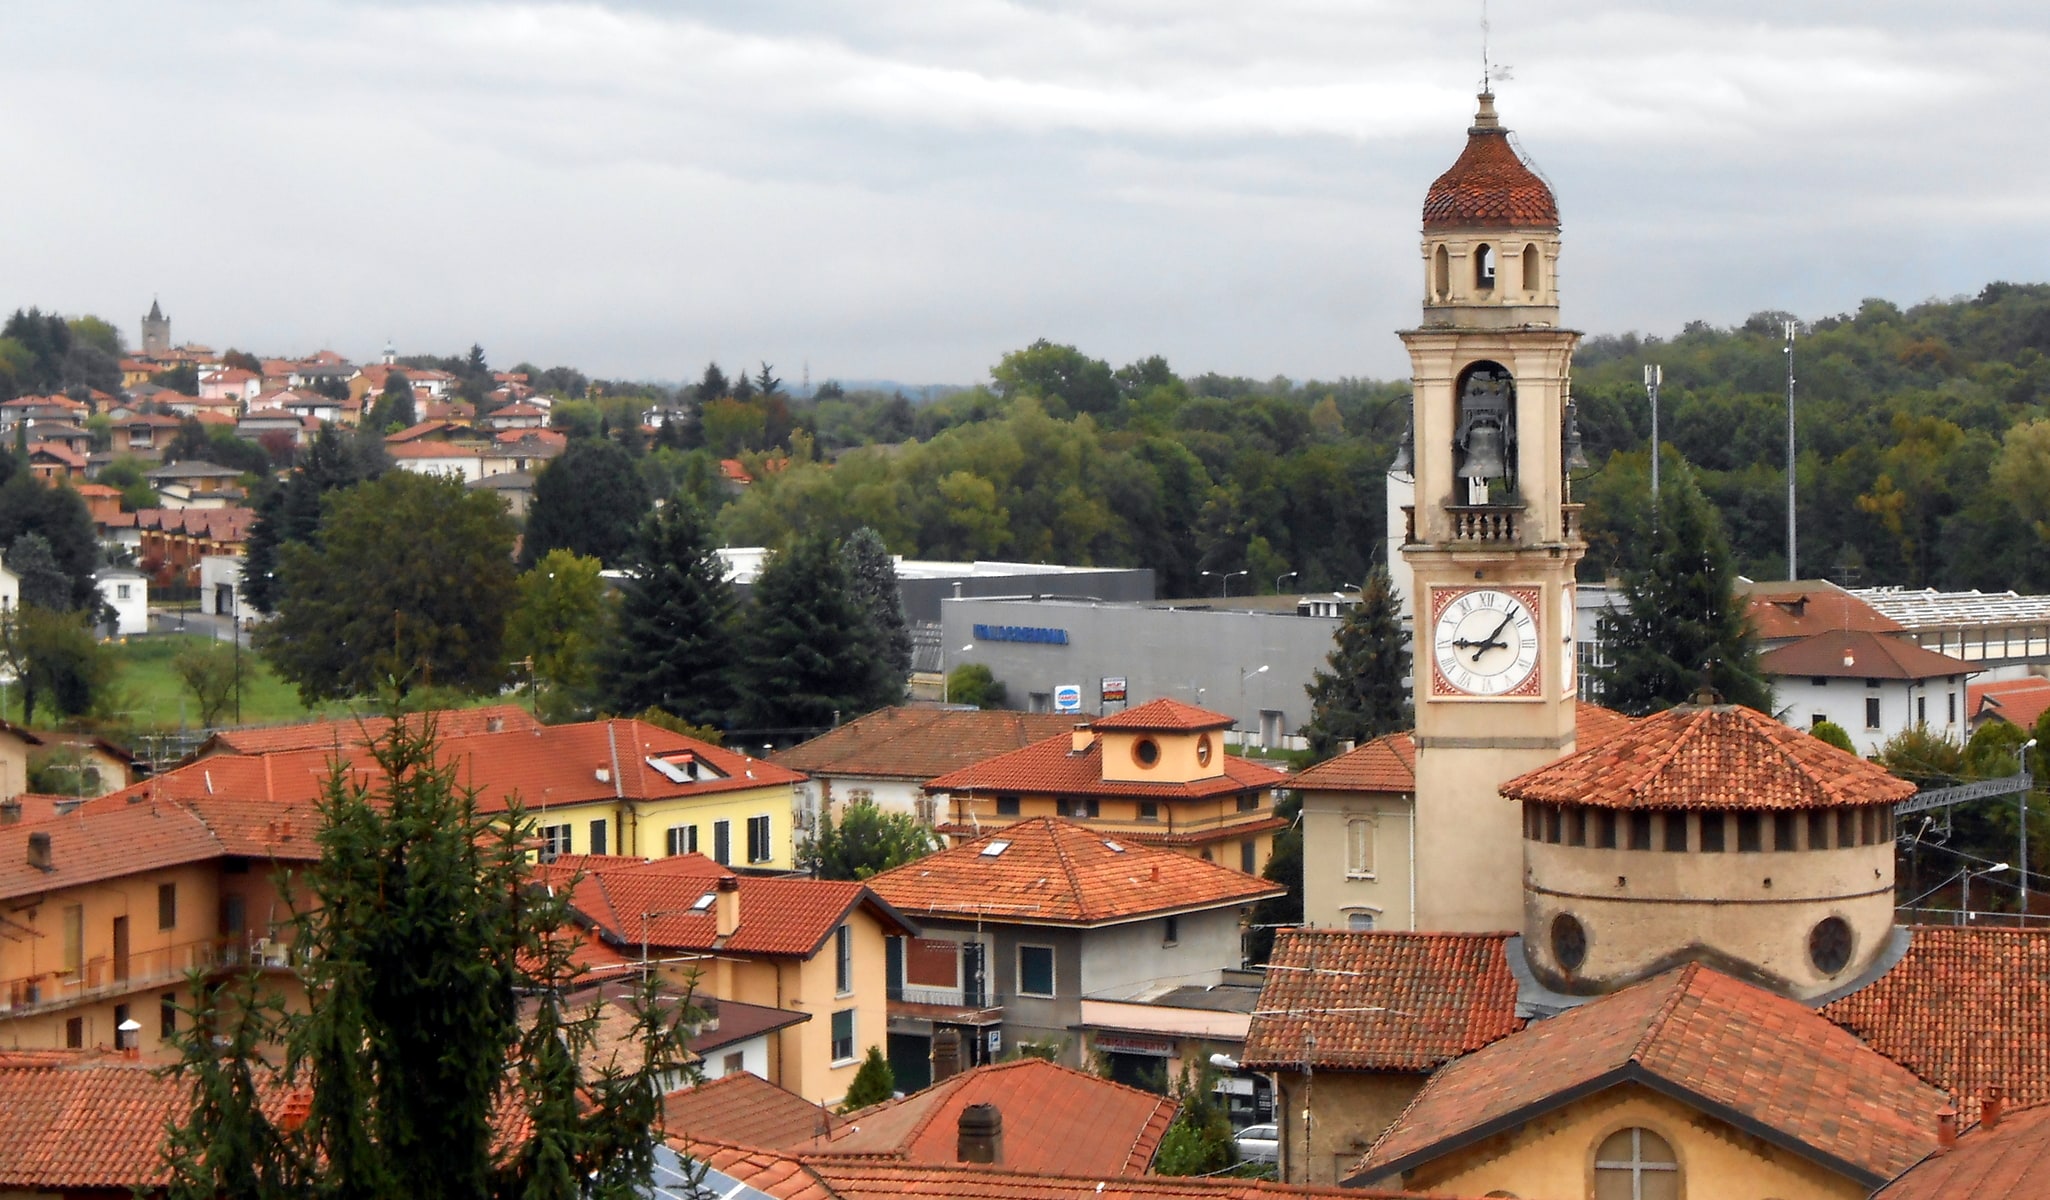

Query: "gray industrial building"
(938, 595), (1350, 749)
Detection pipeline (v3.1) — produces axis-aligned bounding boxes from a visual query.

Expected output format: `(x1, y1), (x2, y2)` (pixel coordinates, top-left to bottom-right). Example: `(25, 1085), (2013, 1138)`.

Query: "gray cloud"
(5, 1), (2045, 384)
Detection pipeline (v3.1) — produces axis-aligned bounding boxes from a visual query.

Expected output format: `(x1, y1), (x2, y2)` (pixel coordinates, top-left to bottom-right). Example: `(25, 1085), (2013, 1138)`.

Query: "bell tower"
(1400, 92), (1586, 931)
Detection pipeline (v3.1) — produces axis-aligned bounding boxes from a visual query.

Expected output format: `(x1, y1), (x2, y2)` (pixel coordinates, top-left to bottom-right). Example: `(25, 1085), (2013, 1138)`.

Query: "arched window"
(1474, 244), (1496, 291)
(1433, 244), (1451, 300)
(1522, 244), (1541, 296)
(1594, 1127), (1679, 1200)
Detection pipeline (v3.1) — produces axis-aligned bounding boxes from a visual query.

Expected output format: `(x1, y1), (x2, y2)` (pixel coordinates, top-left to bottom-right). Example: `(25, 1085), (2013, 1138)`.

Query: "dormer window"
(1474, 243), (1496, 291)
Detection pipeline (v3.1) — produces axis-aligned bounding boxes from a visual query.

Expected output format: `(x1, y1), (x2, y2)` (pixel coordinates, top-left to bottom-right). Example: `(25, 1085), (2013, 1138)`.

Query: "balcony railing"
(887, 985), (1011, 1011)
(0, 935), (295, 1019)
(1446, 504), (1523, 543)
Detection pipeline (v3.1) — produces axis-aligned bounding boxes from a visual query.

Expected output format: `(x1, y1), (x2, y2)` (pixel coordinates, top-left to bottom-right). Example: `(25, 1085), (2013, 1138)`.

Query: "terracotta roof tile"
(664, 1071), (838, 1150)
(1875, 1100), (2050, 1199)
(1759, 629), (1972, 681)
(1091, 698), (1234, 732)
(547, 855), (916, 957)
(1969, 678), (2050, 730)
(1500, 703), (1914, 811)
(1242, 930), (1522, 1071)
(0, 794), (323, 902)
(1362, 964), (1946, 1187)
(201, 705), (538, 755)
(1823, 927), (2050, 1123)
(1292, 707), (1634, 794)
(772, 708), (1079, 782)
(924, 732), (1283, 801)
(819, 1057), (1175, 1176)
(1743, 580), (1904, 641)
(867, 817), (1282, 926)
(1421, 96), (1557, 230)
(0, 1054), (199, 1189)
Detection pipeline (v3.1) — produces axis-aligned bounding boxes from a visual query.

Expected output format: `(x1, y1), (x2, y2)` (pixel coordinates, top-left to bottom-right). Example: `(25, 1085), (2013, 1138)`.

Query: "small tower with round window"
(1504, 702), (1912, 1000)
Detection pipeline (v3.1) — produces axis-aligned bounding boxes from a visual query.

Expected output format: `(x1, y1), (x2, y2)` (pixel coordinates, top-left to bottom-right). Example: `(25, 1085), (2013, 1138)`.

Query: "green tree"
(945, 663), (1007, 709)
(841, 527), (913, 687)
(521, 439), (652, 569)
(800, 797), (934, 880)
(507, 550), (611, 721)
(161, 714), (701, 1200)
(597, 500), (739, 728)
(173, 640), (243, 727)
(244, 427), (388, 614)
(369, 372), (417, 431)
(1302, 569), (1412, 760)
(992, 339), (1119, 415)
(1, 605), (109, 724)
(1811, 720), (1857, 754)
(0, 474), (98, 608)
(257, 472), (518, 701)
(5, 533), (72, 612)
(1152, 1061), (1236, 1175)
(732, 536), (891, 734)
(838, 1046), (895, 1112)
(1595, 453), (1773, 715)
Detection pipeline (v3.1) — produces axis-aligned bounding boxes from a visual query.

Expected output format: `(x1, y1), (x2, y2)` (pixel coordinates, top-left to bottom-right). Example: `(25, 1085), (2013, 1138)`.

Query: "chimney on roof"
(932, 1028), (962, 1082)
(714, 875), (740, 938)
(1936, 1106), (1958, 1154)
(1071, 725), (1093, 754)
(487, 716), (504, 733)
(958, 1102), (1003, 1164)
(27, 831), (52, 871)
(1984, 1086), (2005, 1130)
(0, 799), (19, 825)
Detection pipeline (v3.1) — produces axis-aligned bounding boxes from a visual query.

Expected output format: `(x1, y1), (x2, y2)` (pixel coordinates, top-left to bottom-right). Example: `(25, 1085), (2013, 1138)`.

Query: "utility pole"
(1644, 364), (1662, 501)
(1784, 320), (1797, 579)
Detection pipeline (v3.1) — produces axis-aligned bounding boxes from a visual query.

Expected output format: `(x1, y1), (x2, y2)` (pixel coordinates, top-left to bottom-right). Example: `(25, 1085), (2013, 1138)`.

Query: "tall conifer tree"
(1302, 568), (1412, 760)
(732, 535), (889, 734)
(597, 499), (739, 727)
(841, 527), (913, 695)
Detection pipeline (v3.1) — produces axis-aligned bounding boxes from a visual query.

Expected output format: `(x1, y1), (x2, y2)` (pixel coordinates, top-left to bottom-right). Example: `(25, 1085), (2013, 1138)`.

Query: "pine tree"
(4, 532), (71, 611)
(1595, 453), (1772, 715)
(732, 535), (890, 734)
(522, 438), (651, 568)
(839, 1046), (895, 1112)
(161, 714), (701, 1200)
(597, 500), (740, 728)
(1302, 569), (1413, 760)
(840, 527), (913, 695)
(244, 426), (382, 614)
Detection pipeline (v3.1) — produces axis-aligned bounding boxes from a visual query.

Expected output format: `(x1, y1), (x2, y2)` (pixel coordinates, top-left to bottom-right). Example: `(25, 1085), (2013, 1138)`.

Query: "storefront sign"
(1101, 676), (1128, 703)
(1093, 1032), (1175, 1057)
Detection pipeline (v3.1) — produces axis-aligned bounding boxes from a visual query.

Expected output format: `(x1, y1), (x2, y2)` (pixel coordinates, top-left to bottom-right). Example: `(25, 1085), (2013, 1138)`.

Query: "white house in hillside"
(94, 569), (149, 637)
(0, 564), (17, 612)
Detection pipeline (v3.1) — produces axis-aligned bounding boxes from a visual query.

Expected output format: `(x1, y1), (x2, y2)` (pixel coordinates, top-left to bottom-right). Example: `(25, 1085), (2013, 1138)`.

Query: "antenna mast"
(1784, 320), (1798, 580)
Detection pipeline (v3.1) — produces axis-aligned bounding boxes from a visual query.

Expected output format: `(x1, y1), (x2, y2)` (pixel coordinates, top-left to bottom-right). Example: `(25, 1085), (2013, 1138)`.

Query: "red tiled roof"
(200, 704), (537, 755)
(1421, 95), (1557, 230)
(1759, 629), (1972, 681)
(1293, 706), (1634, 794)
(546, 855), (915, 958)
(0, 1053), (214, 1189)
(771, 707), (1080, 782)
(0, 794), (323, 902)
(923, 731), (1282, 801)
(1744, 580), (1903, 641)
(820, 1057), (1175, 1176)
(866, 816), (1282, 926)
(1875, 1101), (2050, 1199)
(1824, 927), (2050, 1124)
(1363, 964), (1946, 1188)
(1969, 678), (2050, 730)
(664, 1071), (838, 1150)
(1500, 703), (1915, 811)
(1091, 698), (1234, 732)
(1242, 930), (1522, 1071)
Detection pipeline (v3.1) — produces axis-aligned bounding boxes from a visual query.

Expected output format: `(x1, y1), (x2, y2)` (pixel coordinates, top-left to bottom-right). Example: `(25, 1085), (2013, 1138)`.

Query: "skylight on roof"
(1103, 840), (1125, 853)
(691, 892), (716, 911)
(981, 840), (1011, 857)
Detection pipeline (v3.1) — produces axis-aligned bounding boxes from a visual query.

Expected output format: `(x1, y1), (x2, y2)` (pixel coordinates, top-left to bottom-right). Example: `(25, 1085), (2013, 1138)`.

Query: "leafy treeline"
(1574, 283), (2050, 589)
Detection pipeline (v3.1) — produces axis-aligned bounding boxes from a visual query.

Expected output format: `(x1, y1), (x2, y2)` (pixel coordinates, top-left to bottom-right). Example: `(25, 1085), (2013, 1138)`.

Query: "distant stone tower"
(140, 299), (170, 356)
(382, 339), (397, 366)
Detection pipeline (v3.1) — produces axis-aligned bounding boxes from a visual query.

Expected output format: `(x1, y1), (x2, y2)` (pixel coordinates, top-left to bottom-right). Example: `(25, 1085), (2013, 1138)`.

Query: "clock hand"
(1469, 637), (1506, 663)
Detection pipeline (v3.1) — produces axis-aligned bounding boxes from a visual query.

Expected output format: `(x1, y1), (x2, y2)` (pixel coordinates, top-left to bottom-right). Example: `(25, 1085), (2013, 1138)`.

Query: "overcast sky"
(6, 1), (2045, 386)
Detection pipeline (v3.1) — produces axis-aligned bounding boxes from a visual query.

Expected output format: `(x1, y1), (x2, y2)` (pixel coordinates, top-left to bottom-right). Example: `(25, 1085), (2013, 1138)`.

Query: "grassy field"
(102, 633), (345, 732)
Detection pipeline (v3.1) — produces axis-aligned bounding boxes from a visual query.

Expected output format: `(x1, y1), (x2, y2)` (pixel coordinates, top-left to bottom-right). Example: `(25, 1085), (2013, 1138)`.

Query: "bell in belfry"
(1460, 420), (1508, 480)
(1390, 420), (1415, 475)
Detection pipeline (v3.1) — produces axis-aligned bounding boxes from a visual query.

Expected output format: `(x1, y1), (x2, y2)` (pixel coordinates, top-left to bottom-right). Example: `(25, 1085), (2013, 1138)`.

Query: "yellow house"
(0, 795), (321, 1059)
(923, 698), (1286, 877)
(1351, 964), (1946, 1199)
(117, 716), (811, 871)
(0, 720), (45, 804)
(540, 854), (916, 1105)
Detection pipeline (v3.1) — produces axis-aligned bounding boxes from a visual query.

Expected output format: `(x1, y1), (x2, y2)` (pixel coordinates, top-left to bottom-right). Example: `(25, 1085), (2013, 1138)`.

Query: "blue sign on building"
(973, 623), (1070, 645)
(1053, 684), (1083, 713)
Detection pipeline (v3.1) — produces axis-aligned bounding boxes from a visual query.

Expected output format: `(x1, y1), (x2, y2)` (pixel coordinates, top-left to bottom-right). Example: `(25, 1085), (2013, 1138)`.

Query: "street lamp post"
(1963, 862), (2010, 927)
(2022, 739), (2039, 923)
(1275, 571), (1298, 596)
(1239, 665), (1270, 746)
(940, 643), (974, 705)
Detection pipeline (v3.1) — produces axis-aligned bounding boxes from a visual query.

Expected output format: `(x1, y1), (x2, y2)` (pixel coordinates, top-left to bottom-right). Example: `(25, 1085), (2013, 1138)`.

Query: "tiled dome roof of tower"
(1422, 92), (1559, 231)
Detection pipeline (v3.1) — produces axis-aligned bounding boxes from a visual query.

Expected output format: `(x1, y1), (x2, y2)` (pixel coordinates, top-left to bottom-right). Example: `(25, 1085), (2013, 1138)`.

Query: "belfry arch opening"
(1453, 361), (1517, 503)
(1522, 243), (1542, 298)
(1474, 243), (1496, 292)
(1433, 244), (1451, 301)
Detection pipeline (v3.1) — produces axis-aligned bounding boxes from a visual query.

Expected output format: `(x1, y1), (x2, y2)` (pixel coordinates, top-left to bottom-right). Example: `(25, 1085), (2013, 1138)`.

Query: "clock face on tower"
(1431, 586), (1542, 698)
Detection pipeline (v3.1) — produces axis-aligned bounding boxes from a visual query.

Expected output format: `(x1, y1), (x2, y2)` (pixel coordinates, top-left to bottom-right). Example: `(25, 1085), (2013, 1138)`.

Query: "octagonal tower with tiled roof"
(1502, 702), (1914, 1000)
(1418, 91), (1561, 331)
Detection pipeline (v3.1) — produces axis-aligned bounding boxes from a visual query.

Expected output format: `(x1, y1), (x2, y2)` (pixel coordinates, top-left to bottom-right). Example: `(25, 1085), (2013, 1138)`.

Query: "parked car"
(1233, 1123), (1279, 1164)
